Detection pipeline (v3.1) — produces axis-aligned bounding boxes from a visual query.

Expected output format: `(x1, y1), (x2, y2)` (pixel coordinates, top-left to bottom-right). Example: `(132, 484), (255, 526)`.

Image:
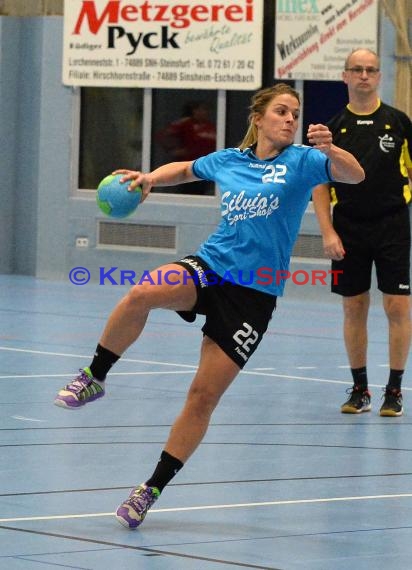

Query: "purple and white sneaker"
(54, 368), (105, 408)
(116, 484), (160, 529)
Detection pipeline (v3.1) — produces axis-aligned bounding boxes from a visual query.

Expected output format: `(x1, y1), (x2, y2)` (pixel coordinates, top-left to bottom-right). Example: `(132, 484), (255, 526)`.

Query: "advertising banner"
(63, 0), (263, 89)
(275, 0), (378, 81)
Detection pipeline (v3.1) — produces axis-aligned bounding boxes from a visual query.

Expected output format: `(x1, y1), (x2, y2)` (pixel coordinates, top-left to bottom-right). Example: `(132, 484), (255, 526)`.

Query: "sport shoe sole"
(116, 484), (160, 529)
(341, 403), (371, 414)
(54, 369), (105, 409)
(116, 506), (139, 529)
(379, 407), (403, 417)
(54, 390), (104, 409)
(379, 389), (403, 417)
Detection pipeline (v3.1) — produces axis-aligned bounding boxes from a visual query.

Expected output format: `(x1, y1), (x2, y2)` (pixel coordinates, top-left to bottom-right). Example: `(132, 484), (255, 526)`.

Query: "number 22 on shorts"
(233, 322), (259, 353)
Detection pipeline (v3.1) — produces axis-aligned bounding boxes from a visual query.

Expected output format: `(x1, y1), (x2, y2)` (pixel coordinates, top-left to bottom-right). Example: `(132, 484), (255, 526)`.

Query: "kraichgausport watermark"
(68, 266), (343, 286)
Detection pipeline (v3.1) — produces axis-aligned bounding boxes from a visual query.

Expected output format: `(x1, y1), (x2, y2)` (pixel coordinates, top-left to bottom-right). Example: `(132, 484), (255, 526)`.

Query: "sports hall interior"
(1, 1), (412, 569)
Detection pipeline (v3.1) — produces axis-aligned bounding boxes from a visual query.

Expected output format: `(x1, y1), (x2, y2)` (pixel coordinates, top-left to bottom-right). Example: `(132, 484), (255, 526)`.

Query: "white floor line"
(241, 370), (412, 391)
(2, 492), (412, 524)
(2, 370), (411, 391)
(11, 416), (47, 422)
(0, 371), (194, 379)
(0, 346), (198, 369)
(0, 345), (408, 391)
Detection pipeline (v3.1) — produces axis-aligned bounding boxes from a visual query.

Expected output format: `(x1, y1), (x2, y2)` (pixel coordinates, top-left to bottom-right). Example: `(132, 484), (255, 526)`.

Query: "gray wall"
(0, 16), (221, 281)
(0, 17), (19, 273)
(0, 17), (73, 277)
(0, 15), (397, 282)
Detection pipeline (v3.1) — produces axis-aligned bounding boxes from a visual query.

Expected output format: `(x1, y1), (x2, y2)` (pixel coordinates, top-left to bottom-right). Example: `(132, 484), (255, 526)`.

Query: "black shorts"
(331, 207), (411, 296)
(174, 255), (277, 368)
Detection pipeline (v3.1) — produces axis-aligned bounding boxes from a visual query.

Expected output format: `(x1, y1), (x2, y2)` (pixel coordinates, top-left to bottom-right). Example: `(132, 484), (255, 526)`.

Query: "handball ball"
(96, 174), (142, 218)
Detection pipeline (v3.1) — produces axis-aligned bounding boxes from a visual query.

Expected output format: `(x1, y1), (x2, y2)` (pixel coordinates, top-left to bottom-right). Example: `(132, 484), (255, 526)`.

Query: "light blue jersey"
(193, 145), (334, 296)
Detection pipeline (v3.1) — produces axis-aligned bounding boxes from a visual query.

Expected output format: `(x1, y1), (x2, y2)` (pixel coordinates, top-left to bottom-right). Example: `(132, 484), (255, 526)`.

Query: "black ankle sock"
(89, 343), (120, 381)
(351, 366), (368, 390)
(387, 369), (404, 391)
(145, 450), (184, 493)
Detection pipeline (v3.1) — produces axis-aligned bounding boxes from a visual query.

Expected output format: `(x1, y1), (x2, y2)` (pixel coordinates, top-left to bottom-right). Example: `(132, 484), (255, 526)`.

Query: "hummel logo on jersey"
(249, 162), (266, 169)
(248, 163), (287, 185)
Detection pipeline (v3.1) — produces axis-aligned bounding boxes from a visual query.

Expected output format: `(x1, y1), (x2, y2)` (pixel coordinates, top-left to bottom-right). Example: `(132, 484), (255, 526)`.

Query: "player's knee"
(125, 282), (155, 311)
(187, 385), (220, 418)
(384, 297), (411, 324)
(343, 296), (369, 320)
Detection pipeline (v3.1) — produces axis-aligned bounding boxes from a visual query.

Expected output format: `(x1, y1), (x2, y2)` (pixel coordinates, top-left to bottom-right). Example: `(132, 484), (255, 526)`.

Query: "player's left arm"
(113, 161), (199, 201)
(401, 112), (412, 185)
(405, 136), (412, 185)
(307, 123), (365, 184)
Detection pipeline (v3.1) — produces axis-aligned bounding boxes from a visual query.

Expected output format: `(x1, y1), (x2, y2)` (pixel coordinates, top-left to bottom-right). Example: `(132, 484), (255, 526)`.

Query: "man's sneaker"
(116, 484), (160, 529)
(380, 387), (403, 417)
(54, 368), (105, 409)
(341, 386), (371, 414)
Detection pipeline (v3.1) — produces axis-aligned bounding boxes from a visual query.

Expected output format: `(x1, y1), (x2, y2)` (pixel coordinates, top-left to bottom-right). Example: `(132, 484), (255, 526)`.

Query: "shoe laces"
(382, 387), (402, 401)
(127, 486), (158, 512)
(66, 369), (93, 393)
(345, 386), (369, 396)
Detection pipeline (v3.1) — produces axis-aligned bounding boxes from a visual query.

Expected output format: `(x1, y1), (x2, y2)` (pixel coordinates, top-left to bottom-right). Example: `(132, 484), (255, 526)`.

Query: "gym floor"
(1, 274), (412, 570)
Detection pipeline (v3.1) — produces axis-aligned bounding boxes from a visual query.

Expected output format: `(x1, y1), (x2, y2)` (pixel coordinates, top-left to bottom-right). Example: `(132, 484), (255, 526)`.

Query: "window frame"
(71, 87), (228, 207)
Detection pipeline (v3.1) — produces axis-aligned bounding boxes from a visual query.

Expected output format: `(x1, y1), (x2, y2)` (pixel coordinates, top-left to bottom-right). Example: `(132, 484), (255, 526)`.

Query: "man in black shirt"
(313, 48), (412, 416)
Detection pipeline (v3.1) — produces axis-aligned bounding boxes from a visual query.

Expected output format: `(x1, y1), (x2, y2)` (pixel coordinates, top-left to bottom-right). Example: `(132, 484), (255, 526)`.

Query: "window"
(225, 90), (254, 148)
(151, 89), (218, 195)
(78, 88), (144, 190)
(301, 81), (348, 145)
